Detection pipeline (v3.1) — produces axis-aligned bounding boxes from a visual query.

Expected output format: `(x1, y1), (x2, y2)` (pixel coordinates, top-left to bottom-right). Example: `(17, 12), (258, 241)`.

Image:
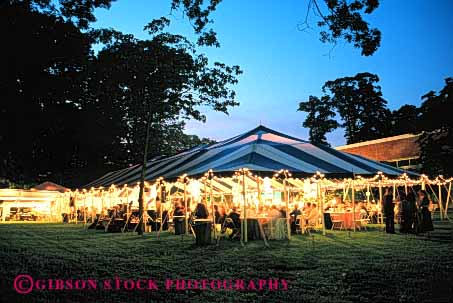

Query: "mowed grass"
(0, 222), (452, 303)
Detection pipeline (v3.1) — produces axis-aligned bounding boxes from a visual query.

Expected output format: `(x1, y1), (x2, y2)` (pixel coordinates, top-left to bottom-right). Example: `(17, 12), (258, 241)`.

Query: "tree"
(298, 95), (339, 146)
(389, 104), (419, 136)
(0, 0), (235, 187)
(417, 78), (453, 177)
(0, 1), (101, 186)
(322, 72), (390, 143)
(301, 0), (381, 56)
(90, 21), (241, 234)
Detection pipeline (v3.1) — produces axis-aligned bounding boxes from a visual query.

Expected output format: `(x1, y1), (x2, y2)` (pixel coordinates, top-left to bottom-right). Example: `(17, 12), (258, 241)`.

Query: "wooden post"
(352, 179), (356, 232)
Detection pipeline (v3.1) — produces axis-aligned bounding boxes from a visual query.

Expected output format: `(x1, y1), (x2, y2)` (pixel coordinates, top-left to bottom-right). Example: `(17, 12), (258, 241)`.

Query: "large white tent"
(86, 125), (418, 188)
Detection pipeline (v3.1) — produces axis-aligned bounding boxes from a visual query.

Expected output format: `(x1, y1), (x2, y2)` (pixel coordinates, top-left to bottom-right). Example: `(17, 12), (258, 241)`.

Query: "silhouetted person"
(417, 190), (434, 233)
(173, 203), (185, 235)
(383, 188), (395, 234)
(192, 202), (210, 245)
(289, 205), (301, 234)
(227, 207), (241, 229)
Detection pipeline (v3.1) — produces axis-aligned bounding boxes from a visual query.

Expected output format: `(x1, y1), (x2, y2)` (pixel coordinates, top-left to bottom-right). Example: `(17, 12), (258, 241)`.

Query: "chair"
(295, 215), (311, 235)
(295, 215), (302, 234)
(331, 213), (344, 230)
(354, 213), (370, 231)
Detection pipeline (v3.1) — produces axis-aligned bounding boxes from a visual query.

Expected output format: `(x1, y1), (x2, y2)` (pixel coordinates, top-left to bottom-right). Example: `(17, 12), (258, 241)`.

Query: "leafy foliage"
(389, 104), (419, 136)
(303, 0), (381, 56)
(417, 78), (453, 177)
(298, 96), (339, 146)
(88, 25), (241, 164)
(0, 0), (239, 187)
(299, 72), (390, 144)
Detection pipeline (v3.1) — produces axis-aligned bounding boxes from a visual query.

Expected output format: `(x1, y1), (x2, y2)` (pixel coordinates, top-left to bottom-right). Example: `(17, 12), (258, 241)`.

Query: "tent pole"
(83, 192), (87, 227)
(184, 181), (188, 236)
(438, 183), (444, 220)
(159, 183), (163, 236)
(284, 177), (291, 241)
(126, 187), (130, 226)
(242, 171), (248, 243)
(445, 182), (451, 219)
(343, 181), (348, 202)
(319, 180), (326, 236)
(209, 174), (216, 240)
(366, 183), (370, 204)
(352, 179), (356, 232)
(378, 180), (383, 225)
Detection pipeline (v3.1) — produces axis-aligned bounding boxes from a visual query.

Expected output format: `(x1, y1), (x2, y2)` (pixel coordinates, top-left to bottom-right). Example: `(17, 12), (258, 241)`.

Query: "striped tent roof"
(85, 125), (417, 188)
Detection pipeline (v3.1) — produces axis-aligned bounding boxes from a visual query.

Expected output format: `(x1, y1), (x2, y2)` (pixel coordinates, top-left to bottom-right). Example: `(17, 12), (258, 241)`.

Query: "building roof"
(336, 133), (421, 162)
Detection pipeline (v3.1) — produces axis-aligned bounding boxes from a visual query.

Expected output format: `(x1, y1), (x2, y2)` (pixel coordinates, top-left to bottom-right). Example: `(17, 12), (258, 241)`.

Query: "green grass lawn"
(0, 222), (452, 302)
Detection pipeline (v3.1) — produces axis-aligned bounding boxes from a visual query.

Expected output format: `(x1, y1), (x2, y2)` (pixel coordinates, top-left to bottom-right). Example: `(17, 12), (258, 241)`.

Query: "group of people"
(383, 188), (434, 234)
(289, 203), (319, 233)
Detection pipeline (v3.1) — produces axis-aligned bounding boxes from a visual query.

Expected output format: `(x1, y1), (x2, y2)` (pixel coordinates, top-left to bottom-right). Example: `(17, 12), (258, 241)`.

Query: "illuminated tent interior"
(0, 188), (67, 222)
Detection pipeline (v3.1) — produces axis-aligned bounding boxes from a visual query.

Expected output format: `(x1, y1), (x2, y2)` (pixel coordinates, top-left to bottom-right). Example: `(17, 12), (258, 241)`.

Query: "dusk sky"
(93, 0), (453, 147)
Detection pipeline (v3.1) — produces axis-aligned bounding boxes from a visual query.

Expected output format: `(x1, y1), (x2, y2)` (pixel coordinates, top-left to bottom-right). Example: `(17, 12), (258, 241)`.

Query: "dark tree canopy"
(88, 26), (241, 165)
(298, 95), (339, 146)
(389, 104), (420, 136)
(301, 0), (381, 56)
(322, 72), (390, 144)
(0, 0), (240, 187)
(417, 78), (453, 177)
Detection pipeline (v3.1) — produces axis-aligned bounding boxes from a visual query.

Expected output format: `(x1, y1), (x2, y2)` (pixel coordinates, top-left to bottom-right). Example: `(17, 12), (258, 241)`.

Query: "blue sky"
(93, 0), (453, 146)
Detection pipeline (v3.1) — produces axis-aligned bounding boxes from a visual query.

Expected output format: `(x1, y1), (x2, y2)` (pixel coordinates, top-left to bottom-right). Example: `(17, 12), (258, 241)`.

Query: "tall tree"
(90, 21), (241, 234)
(0, 0), (235, 187)
(322, 72), (390, 143)
(0, 0), (101, 186)
(298, 95), (339, 146)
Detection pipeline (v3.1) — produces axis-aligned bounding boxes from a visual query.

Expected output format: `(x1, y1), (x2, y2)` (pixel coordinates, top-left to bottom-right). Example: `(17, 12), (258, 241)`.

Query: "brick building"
(335, 133), (421, 171)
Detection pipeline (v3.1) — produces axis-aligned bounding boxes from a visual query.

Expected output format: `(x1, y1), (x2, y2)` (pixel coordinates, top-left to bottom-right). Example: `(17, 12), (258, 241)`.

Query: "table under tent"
(70, 126), (451, 242)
